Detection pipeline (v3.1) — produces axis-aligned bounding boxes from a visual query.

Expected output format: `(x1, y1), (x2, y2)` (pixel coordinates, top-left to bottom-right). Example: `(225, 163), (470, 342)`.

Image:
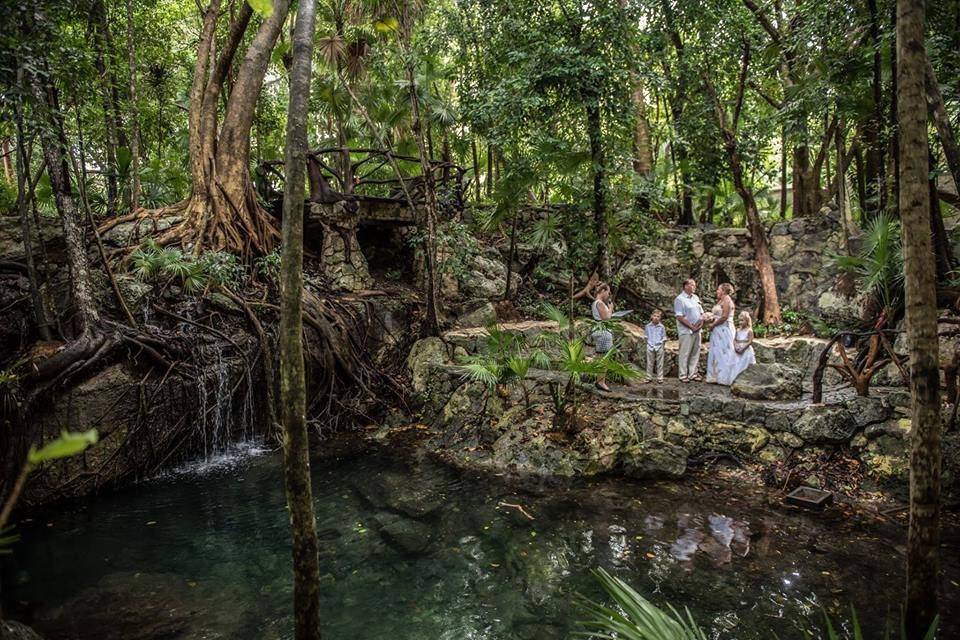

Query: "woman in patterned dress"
(591, 283), (614, 391)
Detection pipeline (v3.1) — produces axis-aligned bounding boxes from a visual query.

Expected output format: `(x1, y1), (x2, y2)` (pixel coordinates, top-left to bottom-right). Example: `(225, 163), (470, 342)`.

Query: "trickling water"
(5, 447), (958, 640)
(195, 344), (257, 460)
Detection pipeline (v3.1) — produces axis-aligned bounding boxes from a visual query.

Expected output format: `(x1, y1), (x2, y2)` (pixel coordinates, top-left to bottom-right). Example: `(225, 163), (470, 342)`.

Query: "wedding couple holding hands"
(673, 278), (756, 385)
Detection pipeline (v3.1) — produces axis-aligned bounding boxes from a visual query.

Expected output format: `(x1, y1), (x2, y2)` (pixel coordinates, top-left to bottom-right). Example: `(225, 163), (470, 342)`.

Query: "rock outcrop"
(617, 204), (862, 325)
(730, 363), (803, 400)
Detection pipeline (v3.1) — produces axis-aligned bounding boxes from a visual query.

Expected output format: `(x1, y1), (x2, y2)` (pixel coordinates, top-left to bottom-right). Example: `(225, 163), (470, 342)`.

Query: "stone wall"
(618, 205), (862, 326)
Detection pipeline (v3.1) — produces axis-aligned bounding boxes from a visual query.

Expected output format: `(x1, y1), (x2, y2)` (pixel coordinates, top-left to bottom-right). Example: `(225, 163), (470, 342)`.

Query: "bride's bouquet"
(700, 311), (716, 325)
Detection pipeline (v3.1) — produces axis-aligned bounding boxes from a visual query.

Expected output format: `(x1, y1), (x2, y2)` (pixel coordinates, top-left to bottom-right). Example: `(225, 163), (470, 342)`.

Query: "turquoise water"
(2, 443), (955, 639)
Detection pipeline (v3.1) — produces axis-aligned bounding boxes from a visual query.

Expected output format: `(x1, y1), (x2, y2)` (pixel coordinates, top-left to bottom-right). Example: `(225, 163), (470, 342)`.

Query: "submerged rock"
(370, 511), (435, 555)
(350, 469), (445, 519)
(0, 622), (44, 640)
(730, 363), (803, 400)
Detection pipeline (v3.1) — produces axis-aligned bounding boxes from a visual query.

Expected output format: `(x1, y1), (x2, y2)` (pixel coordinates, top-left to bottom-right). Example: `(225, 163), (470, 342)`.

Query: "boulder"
(845, 395), (892, 429)
(730, 363), (803, 400)
(455, 302), (497, 328)
(491, 420), (584, 477)
(621, 439), (688, 479)
(440, 380), (504, 436)
(407, 337), (448, 393)
(583, 411), (641, 473)
(101, 215), (181, 247)
(792, 404), (857, 443)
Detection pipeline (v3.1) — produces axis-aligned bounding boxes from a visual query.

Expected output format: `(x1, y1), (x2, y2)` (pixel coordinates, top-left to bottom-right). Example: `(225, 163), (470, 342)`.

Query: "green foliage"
(459, 324), (548, 413)
(197, 251), (244, 290)
(832, 212), (903, 315)
(0, 180), (17, 214)
(248, 0), (274, 19)
(578, 568), (939, 640)
(28, 429), (99, 466)
(255, 248), (282, 282)
(578, 568), (707, 640)
(131, 241), (247, 293)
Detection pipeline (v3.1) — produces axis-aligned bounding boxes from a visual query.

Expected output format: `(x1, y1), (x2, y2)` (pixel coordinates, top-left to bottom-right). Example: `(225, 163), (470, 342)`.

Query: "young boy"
(645, 310), (667, 383)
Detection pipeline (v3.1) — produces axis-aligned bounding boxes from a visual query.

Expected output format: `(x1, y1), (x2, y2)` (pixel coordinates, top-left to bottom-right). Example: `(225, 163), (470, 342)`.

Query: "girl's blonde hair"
(738, 311), (753, 328)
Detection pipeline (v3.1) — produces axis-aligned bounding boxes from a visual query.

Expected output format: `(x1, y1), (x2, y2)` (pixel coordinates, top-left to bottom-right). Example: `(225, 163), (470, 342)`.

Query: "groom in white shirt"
(673, 278), (704, 382)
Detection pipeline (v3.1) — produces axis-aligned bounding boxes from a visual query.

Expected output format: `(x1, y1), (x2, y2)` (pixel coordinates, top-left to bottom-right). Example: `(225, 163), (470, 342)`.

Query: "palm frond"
(459, 362), (501, 388)
(577, 568), (708, 640)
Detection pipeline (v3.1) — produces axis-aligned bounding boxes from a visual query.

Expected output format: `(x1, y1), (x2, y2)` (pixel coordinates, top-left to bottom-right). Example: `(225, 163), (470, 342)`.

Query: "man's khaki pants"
(646, 347), (665, 381)
(677, 332), (701, 380)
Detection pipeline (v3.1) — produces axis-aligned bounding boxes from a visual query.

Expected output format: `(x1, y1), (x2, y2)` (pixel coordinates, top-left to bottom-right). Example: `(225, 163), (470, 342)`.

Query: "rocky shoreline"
(403, 325), (960, 508)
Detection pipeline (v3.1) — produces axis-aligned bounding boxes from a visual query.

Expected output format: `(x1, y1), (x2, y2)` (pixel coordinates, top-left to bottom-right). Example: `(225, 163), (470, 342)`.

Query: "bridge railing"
(256, 147), (467, 218)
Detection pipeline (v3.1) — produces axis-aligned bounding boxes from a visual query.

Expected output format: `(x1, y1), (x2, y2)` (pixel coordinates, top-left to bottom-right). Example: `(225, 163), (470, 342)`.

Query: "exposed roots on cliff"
(98, 186), (280, 259)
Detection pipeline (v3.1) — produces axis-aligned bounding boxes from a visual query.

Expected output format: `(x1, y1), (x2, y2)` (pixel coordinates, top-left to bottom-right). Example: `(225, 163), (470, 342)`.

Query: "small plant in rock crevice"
(459, 324), (548, 416)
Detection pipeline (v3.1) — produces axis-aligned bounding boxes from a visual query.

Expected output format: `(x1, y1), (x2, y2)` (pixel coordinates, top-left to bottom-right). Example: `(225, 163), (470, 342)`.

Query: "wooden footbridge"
(256, 147), (467, 225)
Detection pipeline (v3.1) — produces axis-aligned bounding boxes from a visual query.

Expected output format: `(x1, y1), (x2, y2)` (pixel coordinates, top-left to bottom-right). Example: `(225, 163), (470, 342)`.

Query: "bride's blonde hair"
(738, 311), (753, 328)
(719, 282), (735, 296)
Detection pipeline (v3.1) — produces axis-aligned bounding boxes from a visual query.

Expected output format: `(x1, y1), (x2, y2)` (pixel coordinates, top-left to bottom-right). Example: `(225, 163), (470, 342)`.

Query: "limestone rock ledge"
(408, 336), (960, 504)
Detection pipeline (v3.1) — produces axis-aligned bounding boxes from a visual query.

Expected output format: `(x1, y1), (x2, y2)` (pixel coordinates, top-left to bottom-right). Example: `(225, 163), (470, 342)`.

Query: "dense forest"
(1, 0), (959, 638)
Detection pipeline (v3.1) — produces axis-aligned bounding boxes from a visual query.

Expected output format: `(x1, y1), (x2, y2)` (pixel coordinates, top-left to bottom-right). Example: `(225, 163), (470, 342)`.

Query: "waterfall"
(195, 342), (261, 461)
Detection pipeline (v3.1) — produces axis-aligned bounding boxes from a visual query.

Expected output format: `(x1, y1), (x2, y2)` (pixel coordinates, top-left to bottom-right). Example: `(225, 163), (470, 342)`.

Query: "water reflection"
(1, 447), (948, 640)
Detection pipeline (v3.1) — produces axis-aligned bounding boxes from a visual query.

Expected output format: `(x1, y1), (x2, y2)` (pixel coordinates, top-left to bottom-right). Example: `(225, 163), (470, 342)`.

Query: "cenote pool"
(3, 443), (956, 640)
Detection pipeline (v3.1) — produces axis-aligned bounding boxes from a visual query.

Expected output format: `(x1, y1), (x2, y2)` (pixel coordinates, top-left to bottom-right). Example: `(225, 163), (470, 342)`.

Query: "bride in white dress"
(705, 283), (737, 385)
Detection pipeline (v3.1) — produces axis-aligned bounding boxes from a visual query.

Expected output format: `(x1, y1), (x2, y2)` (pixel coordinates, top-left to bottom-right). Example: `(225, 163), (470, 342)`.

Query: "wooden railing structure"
(257, 147), (467, 224)
(811, 329), (907, 403)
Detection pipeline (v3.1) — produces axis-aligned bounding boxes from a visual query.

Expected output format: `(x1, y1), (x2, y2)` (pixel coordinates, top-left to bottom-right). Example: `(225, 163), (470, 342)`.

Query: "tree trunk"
(779, 127), (788, 219)
(863, 0), (887, 220)
(889, 4), (901, 213)
(702, 190), (715, 225)
(585, 99), (608, 278)
(897, 1), (941, 636)
(486, 143), (493, 197)
(400, 3), (442, 335)
(129, 0), (286, 257)
(929, 150), (953, 281)
(792, 141), (814, 217)
(925, 56), (960, 195)
(703, 48), (781, 324)
(471, 137), (481, 202)
(14, 72), (51, 341)
(28, 63), (101, 334)
(1, 139), (13, 182)
(92, 0), (120, 217)
(631, 83), (654, 177)
(126, 0), (141, 212)
(280, 1), (323, 638)
(731, 151), (781, 324)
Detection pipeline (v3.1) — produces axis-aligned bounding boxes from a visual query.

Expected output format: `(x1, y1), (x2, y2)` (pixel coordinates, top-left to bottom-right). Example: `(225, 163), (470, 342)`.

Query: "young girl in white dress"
(730, 311), (757, 381)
